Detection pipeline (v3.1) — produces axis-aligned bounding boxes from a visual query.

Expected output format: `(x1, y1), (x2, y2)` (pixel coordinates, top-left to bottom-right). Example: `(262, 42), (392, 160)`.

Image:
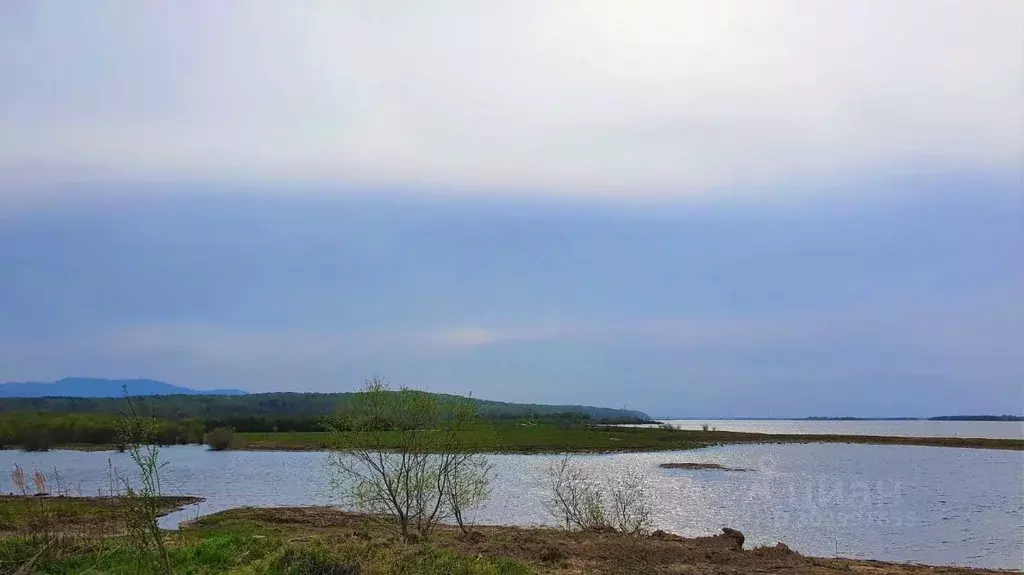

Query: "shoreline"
(164, 506), (1024, 573)
(0, 498), (1014, 573)
(2, 429), (1021, 453)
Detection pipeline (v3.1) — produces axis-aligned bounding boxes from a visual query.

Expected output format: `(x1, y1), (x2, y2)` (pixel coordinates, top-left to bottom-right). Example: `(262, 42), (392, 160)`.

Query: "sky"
(0, 1), (1022, 417)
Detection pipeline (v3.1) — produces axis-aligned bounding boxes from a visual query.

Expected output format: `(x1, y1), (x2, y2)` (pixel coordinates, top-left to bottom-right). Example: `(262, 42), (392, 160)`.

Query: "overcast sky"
(1, 1), (1022, 416)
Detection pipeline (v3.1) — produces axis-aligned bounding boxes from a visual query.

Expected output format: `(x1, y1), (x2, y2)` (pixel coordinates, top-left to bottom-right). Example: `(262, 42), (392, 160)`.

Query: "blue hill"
(0, 377), (247, 398)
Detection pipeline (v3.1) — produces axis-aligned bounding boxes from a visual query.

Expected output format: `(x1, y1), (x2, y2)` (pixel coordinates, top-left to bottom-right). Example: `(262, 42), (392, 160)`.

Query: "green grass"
(0, 520), (534, 574)
(0, 502), (1006, 574)
(0, 493), (534, 574)
(265, 542), (532, 575)
(0, 495), (201, 534)
(21, 532), (273, 574)
(235, 423), (710, 453)
(3, 421), (1020, 454)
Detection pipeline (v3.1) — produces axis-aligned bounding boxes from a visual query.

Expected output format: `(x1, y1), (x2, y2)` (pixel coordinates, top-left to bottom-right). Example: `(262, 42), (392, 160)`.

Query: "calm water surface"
(656, 419), (1024, 439)
(2, 444), (1021, 570)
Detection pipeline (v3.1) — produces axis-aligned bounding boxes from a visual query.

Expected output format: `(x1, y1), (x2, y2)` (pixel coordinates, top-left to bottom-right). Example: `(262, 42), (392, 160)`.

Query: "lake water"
(656, 419), (1024, 439)
(2, 443), (1021, 570)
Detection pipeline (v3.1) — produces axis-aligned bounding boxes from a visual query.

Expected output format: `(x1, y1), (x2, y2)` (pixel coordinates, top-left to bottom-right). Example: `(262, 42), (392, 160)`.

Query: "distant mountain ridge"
(0, 377), (248, 398)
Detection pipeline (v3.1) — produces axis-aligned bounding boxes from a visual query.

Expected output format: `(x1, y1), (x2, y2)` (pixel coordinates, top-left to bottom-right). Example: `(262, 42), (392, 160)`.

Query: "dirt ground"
(191, 507), (1014, 575)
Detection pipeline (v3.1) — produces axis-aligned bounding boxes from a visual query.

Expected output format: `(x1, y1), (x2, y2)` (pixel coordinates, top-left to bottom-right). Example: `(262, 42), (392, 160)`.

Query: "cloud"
(0, 188), (1018, 415)
(0, 300), (1019, 415)
(5, 303), (1016, 375)
(430, 328), (502, 347)
(1, 0), (1020, 197)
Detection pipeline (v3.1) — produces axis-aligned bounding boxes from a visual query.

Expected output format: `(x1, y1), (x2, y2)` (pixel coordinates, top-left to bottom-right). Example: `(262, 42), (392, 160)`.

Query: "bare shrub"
(543, 455), (607, 530)
(328, 377), (494, 541)
(607, 468), (653, 535)
(444, 451), (494, 534)
(544, 454), (653, 536)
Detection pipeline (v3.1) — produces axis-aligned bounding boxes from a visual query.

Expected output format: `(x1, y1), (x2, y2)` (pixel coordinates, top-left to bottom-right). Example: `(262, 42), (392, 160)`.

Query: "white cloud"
(0, 305), (1018, 409)
(1, 0), (1020, 197)
(6, 304), (1017, 369)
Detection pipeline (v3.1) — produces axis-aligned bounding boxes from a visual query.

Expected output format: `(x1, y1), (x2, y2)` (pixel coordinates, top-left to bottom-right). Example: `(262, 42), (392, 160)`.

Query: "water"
(2, 443), (1021, 570)
(655, 419), (1024, 439)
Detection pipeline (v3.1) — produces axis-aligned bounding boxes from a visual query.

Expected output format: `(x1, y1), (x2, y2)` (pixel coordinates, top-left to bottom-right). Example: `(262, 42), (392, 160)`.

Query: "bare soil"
(191, 506), (1014, 575)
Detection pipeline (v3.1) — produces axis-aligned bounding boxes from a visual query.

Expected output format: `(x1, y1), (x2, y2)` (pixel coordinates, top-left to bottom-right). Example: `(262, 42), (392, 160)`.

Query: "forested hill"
(0, 377), (247, 398)
(0, 391), (651, 423)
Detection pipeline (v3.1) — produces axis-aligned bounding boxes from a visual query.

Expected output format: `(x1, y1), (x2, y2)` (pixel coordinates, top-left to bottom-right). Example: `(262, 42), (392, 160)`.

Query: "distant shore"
(4, 426), (1019, 453)
(231, 428), (1024, 452)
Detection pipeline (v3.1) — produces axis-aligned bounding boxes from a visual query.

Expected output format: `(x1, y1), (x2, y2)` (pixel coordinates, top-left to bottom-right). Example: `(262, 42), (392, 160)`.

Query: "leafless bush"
(607, 468), (653, 535)
(543, 454), (653, 536)
(543, 455), (607, 530)
(444, 452), (494, 534)
(328, 377), (494, 541)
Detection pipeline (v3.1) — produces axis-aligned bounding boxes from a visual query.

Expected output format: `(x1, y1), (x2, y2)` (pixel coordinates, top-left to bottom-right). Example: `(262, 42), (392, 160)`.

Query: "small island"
(659, 462), (749, 471)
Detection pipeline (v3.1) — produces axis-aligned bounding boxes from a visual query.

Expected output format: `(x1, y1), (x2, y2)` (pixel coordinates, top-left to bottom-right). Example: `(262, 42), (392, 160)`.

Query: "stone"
(721, 527), (745, 549)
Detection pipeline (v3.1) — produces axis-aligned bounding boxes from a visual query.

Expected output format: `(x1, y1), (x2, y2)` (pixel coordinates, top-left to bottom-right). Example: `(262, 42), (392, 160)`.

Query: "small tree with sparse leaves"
(327, 377), (494, 541)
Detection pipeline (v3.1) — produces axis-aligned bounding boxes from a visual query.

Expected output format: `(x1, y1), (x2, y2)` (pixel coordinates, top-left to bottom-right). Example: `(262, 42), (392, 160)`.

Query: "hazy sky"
(1, 1), (1022, 416)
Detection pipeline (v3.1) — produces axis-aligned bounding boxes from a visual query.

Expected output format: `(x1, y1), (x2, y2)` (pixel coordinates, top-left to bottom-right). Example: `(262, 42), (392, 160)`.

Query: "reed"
(10, 464), (26, 496)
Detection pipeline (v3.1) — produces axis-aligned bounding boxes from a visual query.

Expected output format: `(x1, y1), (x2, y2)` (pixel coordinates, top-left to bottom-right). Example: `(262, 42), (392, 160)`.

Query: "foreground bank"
(0, 499), (1012, 574)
